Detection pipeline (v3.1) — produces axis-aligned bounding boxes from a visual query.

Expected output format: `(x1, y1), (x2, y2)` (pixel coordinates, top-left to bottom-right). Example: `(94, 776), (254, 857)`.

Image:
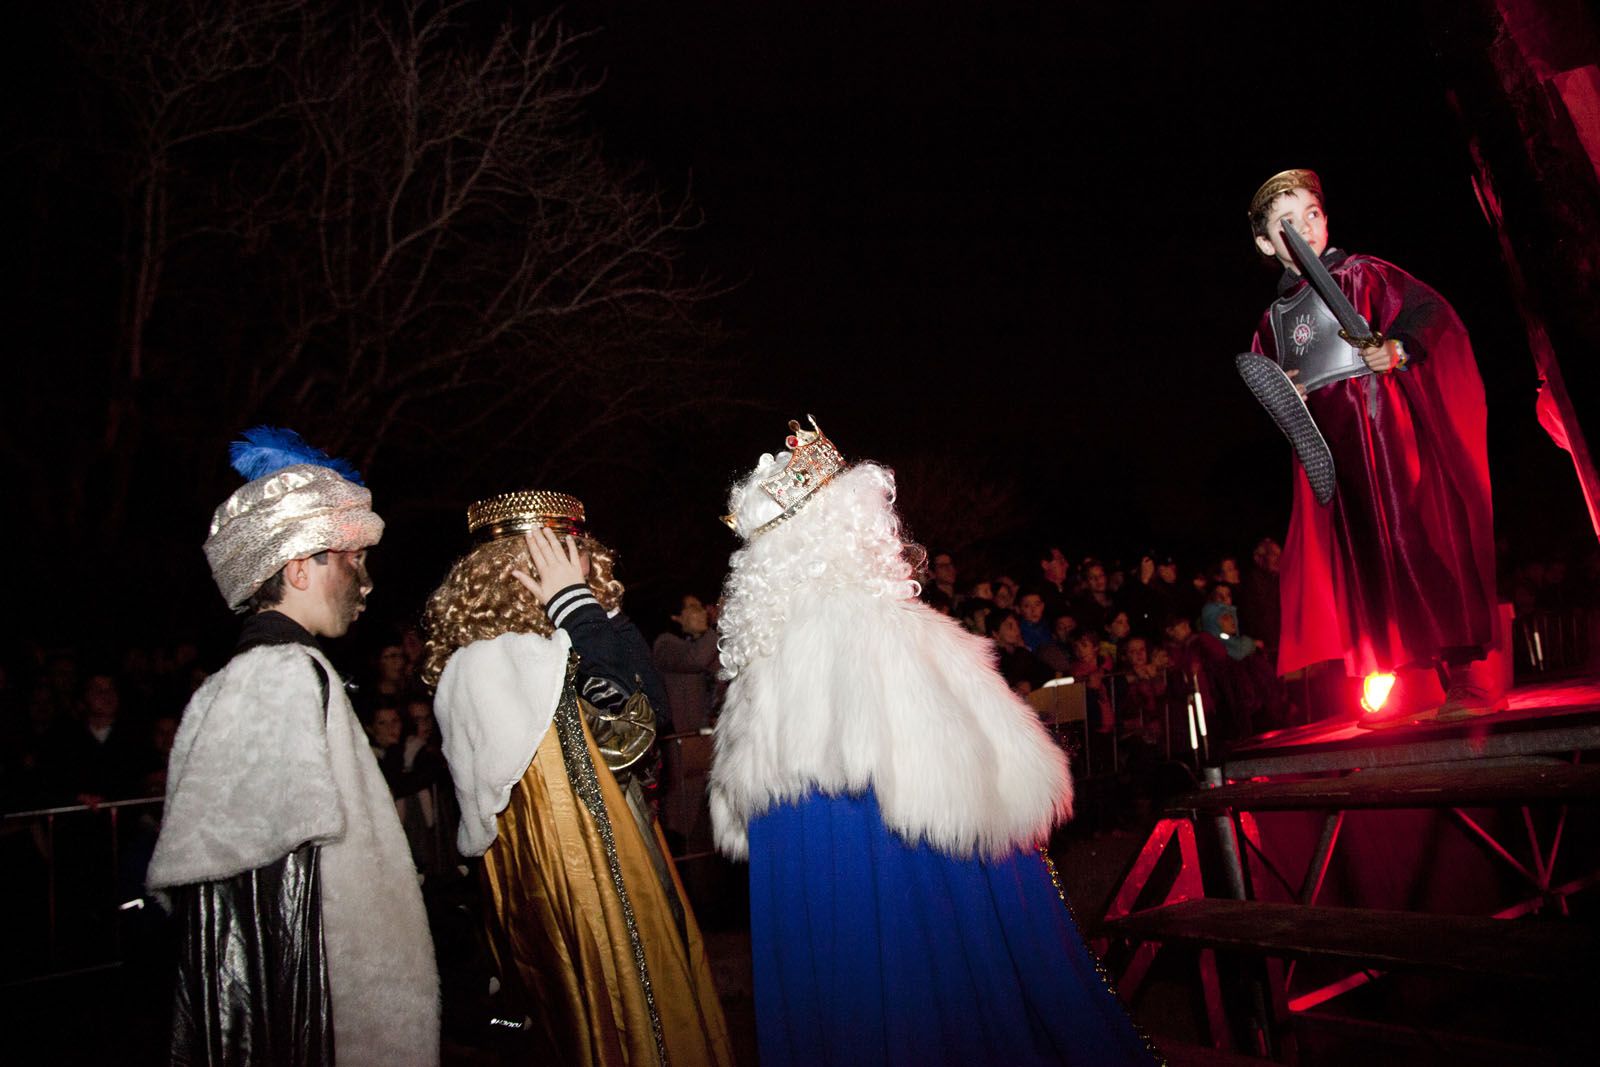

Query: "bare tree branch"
(58, 0), (728, 537)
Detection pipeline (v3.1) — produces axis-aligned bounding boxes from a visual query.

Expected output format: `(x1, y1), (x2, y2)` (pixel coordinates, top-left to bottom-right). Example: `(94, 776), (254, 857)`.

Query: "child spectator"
(1016, 591), (1053, 651)
(990, 610), (1049, 694)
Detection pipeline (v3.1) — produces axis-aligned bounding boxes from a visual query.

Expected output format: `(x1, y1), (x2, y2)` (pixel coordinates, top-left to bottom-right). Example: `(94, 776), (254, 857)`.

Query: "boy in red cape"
(1248, 169), (1500, 721)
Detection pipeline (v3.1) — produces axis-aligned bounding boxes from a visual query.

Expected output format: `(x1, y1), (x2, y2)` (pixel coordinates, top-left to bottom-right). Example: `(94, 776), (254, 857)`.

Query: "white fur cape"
(148, 644), (439, 1067)
(710, 588), (1073, 860)
(432, 630), (572, 856)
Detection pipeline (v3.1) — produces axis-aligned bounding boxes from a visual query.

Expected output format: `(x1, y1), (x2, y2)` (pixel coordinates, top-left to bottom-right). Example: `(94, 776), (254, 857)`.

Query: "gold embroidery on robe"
(481, 712), (734, 1066)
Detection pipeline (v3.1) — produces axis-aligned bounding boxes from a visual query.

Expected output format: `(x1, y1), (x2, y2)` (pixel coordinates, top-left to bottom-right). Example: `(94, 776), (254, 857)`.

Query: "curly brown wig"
(420, 534), (624, 690)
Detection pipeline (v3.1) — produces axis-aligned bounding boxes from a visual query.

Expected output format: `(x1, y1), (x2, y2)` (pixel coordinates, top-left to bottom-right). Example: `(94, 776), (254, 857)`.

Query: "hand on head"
(509, 527), (589, 606)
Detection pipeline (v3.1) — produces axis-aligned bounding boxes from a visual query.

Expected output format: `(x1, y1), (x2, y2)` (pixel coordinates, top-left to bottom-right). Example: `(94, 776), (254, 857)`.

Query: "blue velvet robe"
(748, 789), (1154, 1067)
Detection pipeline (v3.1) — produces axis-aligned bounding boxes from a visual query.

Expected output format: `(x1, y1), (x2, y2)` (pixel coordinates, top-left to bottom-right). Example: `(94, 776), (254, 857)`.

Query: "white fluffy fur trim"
(150, 644), (439, 1067)
(710, 590), (1072, 860)
(310, 645), (439, 1066)
(433, 630), (572, 856)
(149, 645), (344, 887)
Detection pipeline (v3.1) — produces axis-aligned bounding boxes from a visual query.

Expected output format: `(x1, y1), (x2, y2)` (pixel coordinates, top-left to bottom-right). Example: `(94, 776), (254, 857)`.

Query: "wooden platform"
(1156, 1041), (1278, 1066)
(1223, 675), (1600, 777)
(1166, 760), (1600, 815)
(1100, 899), (1596, 981)
(1102, 672), (1600, 1058)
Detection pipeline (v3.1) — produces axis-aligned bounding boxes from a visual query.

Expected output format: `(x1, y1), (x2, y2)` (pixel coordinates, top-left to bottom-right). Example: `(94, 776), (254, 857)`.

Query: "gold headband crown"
(722, 415), (847, 535)
(467, 489), (586, 544)
(1248, 168), (1324, 222)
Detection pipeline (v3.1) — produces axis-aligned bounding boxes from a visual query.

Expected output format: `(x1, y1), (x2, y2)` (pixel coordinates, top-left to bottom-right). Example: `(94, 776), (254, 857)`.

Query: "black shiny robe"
(170, 845), (332, 1066)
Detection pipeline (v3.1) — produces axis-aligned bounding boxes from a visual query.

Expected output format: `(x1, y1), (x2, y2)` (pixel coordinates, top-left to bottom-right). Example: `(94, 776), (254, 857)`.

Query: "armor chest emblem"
(1269, 283), (1370, 393)
(1291, 315), (1315, 351)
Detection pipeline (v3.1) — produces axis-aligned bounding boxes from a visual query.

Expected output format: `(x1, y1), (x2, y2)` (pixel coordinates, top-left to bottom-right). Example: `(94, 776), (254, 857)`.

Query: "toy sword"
(1280, 223), (1384, 349)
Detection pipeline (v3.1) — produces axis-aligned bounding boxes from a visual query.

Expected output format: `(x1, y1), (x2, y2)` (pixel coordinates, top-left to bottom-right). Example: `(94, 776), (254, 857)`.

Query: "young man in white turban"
(147, 428), (438, 1067)
(712, 417), (1153, 1067)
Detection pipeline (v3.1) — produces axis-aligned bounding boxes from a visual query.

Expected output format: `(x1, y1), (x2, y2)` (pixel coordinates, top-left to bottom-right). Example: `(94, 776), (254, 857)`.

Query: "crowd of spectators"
(0, 643), (204, 817)
(6, 539), (1597, 822)
(0, 629), (448, 820)
(922, 542), (1293, 758)
(2, 535), (1596, 973)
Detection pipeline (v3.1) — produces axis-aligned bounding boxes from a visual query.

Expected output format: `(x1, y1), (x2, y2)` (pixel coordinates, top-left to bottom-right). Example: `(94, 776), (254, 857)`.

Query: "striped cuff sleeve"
(546, 583), (600, 628)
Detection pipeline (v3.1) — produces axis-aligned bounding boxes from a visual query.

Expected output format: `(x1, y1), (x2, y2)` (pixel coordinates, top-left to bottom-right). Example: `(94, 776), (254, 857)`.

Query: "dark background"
(566, 0), (1590, 627)
(7, 0), (1593, 657)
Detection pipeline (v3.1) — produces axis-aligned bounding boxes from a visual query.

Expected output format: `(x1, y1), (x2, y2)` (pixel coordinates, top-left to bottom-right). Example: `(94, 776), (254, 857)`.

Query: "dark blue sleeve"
(546, 583), (674, 734)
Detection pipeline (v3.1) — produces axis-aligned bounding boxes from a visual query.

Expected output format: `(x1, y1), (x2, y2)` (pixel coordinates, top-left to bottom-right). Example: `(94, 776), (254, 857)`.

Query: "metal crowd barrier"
(1027, 667), (1212, 776)
(1513, 607), (1595, 675)
(4, 675), (1272, 986)
(0, 796), (164, 985)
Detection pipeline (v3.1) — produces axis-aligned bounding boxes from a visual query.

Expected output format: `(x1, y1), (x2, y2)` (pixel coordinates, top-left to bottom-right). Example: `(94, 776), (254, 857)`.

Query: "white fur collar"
(150, 645), (343, 886)
(710, 590), (1072, 860)
(433, 630), (572, 856)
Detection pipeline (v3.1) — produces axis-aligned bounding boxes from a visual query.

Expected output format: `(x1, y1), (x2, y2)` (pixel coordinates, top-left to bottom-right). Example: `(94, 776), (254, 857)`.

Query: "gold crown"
(467, 489), (586, 544)
(1248, 168), (1323, 222)
(722, 415), (847, 535)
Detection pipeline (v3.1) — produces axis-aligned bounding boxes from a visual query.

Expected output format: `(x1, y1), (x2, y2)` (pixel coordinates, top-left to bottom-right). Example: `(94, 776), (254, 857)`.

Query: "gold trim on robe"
(480, 710), (734, 1067)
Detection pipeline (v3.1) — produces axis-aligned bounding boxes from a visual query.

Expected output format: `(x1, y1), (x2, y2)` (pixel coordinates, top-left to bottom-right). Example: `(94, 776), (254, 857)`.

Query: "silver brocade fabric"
(203, 464), (385, 612)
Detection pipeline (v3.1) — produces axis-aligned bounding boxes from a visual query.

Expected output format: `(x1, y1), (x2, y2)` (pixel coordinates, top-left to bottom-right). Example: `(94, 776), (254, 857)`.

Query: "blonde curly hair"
(420, 534), (623, 690)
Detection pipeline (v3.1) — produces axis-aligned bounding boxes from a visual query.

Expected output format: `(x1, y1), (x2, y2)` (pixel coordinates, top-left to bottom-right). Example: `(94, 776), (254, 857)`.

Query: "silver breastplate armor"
(1269, 284), (1371, 392)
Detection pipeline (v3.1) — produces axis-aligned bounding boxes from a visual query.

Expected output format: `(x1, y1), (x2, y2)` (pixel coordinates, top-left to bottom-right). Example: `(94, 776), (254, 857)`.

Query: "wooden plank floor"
(1166, 762), (1600, 814)
(1100, 899), (1597, 980)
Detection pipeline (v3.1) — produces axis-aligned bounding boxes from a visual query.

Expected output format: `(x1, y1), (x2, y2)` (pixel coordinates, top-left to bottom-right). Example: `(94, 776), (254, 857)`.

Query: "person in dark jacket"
(653, 595), (719, 733)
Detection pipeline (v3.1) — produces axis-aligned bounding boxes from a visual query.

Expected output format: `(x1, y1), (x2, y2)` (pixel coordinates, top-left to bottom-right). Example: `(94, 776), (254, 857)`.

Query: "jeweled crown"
(722, 415), (847, 536)
(467, 489), (586, 544)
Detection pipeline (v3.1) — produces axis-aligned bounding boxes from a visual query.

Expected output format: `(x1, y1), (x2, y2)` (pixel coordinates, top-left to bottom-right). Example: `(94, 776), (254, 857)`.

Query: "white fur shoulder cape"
(433, 629), (573, 857)
(710, 589), (1072, 860)
(148, 643), (439, 1067)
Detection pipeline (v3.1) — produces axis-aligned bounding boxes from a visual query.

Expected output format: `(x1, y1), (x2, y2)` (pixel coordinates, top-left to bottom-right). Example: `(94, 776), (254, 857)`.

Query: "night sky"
(9, 0), (1595, 646)
(542, 0), (1588, 622)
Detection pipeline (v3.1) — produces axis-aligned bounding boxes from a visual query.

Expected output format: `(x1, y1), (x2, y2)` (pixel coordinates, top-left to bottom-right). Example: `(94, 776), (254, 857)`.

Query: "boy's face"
(1254, 188), (1328, 272)
(371, 706), (402, 748)
(1019, 593), (1045, 624)
(1040, 549), (1068, 585)
(1086, 566), (1107, 594)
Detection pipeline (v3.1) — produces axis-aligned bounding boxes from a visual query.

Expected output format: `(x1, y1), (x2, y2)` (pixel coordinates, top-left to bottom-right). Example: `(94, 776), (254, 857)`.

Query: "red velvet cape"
(1252, 252), (1496, 677)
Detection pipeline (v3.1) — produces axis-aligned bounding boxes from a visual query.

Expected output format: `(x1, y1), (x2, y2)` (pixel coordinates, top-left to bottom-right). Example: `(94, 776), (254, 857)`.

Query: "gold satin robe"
(480, 705), (734, 1067)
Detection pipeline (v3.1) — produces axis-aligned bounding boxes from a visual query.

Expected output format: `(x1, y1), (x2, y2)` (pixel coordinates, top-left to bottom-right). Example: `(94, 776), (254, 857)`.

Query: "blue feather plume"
(229, 426), (365, 486)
